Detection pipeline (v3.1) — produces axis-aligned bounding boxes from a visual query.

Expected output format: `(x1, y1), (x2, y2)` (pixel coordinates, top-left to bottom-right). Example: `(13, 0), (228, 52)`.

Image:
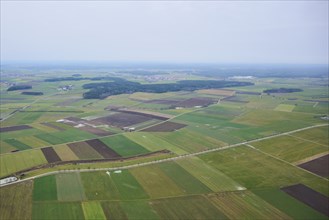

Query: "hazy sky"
(1, 1), (328, 64)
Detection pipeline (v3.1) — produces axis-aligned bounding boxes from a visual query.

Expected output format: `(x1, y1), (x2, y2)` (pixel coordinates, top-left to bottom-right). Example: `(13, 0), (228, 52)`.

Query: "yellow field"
(0, 149), (47, 177)
(208, 191), (291, 219)
(17, 136), (50, 148)
(274, 104), (295, 112)
(53, 144), (79, 161)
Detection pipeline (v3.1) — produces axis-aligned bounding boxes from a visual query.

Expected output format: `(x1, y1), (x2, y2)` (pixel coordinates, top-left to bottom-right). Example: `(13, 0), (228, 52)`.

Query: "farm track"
(1, 123), (328, 187)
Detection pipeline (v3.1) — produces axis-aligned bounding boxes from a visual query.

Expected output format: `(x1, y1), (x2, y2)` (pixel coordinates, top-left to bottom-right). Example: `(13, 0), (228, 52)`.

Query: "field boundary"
(1, 123), (328, 188)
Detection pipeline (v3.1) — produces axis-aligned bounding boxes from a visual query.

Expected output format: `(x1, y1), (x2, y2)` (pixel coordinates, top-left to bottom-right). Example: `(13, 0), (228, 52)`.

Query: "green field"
(130, 166), (185, 198)
(251, 135), (329, 163)
(176, 156), (243, 192)
(0, 149), (47, 177)
(157, 162), (212, 194)
(100, 202), (128, 220)
(199, 146), (329, 195)
(100, 135), (150, 157)
(0, 72), (328, 219)
(81, 171), (120, 200)
(33, 175), (57, 201)
(151, 195), (228, 220)
(120, 201), (160, 220)
(125, 132), (187, 155)
(3, 138), (32, 150)
(208, 191), (290, 219)
(109, 169), (149, 200)
(155, 129), (227, 153)
(32, 202), (84, 220)
(82, 202), (106, 220)
(252, 188), (328, 219)
(56, 173), (86, 201)
(275, 104), (295, 112)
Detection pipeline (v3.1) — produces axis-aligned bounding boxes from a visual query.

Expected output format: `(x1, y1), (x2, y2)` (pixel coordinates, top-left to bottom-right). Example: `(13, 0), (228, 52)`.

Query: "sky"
(1, 1), (328, 64)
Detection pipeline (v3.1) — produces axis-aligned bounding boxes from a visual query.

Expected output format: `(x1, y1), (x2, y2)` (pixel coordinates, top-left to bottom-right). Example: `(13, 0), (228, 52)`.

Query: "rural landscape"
(1, 1), (328, 220)
(0, 63), (328, 219)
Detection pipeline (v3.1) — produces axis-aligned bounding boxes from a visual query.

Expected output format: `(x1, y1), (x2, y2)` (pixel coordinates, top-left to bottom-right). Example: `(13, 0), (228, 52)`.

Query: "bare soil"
(144, 99), (181, 105)
(0, 125), (33, 133)
(41, 147), (62, 163)
(112, 109), (170, 120)
(90, 112), (153, 128)
(298, 154), (329, 177)
(281, 183), (329, 216)
(78, 125), (114, 136)
(85, 139), (121, 158)
(221, 96), (249, 103)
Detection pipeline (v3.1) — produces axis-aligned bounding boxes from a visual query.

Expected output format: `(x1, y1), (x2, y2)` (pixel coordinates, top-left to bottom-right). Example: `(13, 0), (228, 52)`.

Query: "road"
(1, 123), (327, 187)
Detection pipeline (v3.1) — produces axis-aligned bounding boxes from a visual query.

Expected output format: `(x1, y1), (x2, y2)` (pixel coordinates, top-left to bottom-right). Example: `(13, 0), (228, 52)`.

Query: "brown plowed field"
(281, 184), (329, 216)
(174, 97), (216, 108)
(41, 122), (65, 131)
(41, 147), (62, 163)
(113, 109), (170, 120)
(144, 99), (180, 105)
(0, 125), (32, 133)
(65, 117), (88, 124)
(78, 125), (114, 136)
(221, 96), (249, 103)
(85, 139), (121, 158)
(142, 121), (187, 132)
(91, 112), (152, 127)
(298, 154), (329, 177)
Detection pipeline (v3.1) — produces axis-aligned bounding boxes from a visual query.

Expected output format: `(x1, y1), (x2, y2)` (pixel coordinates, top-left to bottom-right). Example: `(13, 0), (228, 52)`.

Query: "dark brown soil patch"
(41, 147), (62, 163)
(142, 121), (187, 132)
(90, 112), (152, 128)
(85, 139), (121, 158)
(144, 99), (181, 105)
(221, 96), (249, 103)
(174, 97), (216, 108)
(0, 125), (33, 133)
(78, 125), (114, 136)
(65, 117), (88, 124)
(41, 122), (65, 131)
(298, 154), (329, 177)
(112, 109), (170, 120)
(281, 184), (329, 216)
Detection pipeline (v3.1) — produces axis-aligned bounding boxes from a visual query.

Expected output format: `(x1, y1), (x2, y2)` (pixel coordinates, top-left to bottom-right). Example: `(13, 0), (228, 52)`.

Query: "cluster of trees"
(82, 79), (253, 99)
(45, 76), (122, 82)
(21, 91), (43, 96)
(263, 88), (303, 94)
(7, 85), (32, 91)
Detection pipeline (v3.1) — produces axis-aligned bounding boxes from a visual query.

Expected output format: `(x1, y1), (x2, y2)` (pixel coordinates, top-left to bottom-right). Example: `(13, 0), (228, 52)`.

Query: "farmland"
(0, 68), (328, 219)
